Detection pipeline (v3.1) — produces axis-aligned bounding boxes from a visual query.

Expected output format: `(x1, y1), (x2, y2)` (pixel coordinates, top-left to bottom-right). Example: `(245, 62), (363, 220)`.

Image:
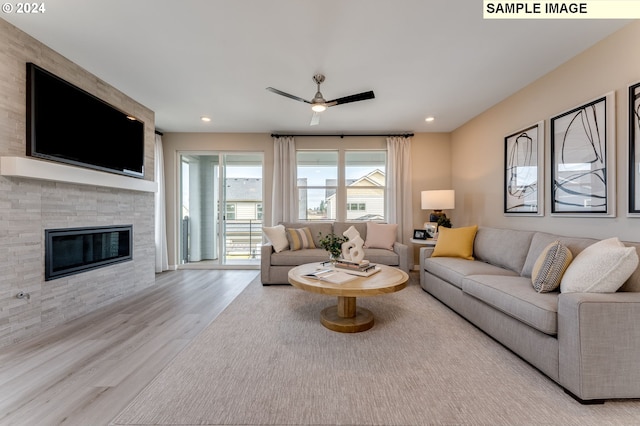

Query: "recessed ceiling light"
(201, 116), (211, 122)
(425, 116), (435, 122)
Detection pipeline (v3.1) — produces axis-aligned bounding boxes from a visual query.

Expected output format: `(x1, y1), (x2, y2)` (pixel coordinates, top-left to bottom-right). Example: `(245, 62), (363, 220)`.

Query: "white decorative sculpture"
(341, 226), (365, 263)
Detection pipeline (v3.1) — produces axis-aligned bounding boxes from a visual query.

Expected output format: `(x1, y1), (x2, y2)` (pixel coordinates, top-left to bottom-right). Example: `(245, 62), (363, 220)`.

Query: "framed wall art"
(550, 92), (616, 216)
(629, 82), (640, 216)
(504, 121), (544, 216)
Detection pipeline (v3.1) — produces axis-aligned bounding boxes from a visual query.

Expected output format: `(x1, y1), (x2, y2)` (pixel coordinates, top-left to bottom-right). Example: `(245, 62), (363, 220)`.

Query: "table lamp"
(421, 190), (455, 226)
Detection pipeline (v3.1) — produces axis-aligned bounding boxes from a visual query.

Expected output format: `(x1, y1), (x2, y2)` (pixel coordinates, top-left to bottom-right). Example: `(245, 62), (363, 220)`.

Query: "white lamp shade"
(421, 190), (455, 210)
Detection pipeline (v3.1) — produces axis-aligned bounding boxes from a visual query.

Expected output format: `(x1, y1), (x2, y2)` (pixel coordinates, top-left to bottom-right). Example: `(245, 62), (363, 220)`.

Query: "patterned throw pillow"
(531, 240), (573, 293)
(285, 227), (316, 251)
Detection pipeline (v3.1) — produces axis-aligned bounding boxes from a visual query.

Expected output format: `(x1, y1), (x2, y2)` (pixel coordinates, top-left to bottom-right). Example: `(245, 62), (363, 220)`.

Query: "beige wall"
(162, 133), (451, 268)
(451, 21), (640, 241)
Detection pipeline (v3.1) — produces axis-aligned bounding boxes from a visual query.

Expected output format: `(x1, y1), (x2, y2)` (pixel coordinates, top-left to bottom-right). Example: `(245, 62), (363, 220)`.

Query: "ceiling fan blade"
(266, 87), (310, 104)
(310, 111), (320, 126)
(327, 90), (375, 107)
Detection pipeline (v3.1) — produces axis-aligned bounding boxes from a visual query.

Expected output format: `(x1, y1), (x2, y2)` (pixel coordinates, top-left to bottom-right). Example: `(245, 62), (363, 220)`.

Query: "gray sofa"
(261, 221), (409, 285)
(420, 226), (640, 403)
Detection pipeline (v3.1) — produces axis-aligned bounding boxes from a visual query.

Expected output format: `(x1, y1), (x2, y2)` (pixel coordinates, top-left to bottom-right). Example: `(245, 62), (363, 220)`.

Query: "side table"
(416, 239), (437, 287)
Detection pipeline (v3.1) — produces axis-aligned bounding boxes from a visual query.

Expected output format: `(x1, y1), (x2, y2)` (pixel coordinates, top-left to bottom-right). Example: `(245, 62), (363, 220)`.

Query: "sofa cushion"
(432, 225), (478, 260)
(363, 248), (399, 266)
(531, 240), (573, 293)
(560, 237), (639, 294)
(620, 242), (640, 292)
(462, 275), (559, 335)
(270, 247), (400, 267)
(270, 248), (329, 266)
(263, 225), (289, 253)
(521, 232), (596, 278)
(285, 227), (316, 250)
(333, 222), (368, 240)
(280, 222), (333, 247)
(473, 227), (535, 274)
(424, 257), (518, 289)
(364, 222), (397, 250)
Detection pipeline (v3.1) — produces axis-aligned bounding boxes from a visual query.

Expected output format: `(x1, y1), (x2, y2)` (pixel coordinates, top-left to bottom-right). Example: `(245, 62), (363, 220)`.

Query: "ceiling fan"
(266, 74), (375, 126)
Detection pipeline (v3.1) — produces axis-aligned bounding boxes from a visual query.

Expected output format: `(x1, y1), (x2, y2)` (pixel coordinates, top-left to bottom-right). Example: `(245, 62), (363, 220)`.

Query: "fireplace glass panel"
(45, 225), (132, 280)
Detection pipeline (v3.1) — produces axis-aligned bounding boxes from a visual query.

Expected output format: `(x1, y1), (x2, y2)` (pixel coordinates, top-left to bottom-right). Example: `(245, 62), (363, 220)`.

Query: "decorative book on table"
(337, 265), (381, 277)
(303, 269), (357, 284)
(320, 260), (381, 277)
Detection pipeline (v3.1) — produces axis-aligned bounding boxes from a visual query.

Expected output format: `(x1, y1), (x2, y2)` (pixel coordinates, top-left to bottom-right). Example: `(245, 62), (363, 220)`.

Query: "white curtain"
(272, 136), (297, 225)
(387, 136), (413, 249)
(154, 133), (169, 272)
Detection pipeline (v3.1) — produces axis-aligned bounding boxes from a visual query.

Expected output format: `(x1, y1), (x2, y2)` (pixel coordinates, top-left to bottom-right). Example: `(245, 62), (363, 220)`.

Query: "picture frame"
(550, 92), (616, 216)
(629, 82), (640, 216)
(413, 229), (427, 240)
(504, 121), (544, 216)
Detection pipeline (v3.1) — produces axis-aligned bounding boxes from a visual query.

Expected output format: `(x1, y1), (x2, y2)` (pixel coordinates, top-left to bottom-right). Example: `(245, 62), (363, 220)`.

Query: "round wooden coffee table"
(288, 263), (409, 333)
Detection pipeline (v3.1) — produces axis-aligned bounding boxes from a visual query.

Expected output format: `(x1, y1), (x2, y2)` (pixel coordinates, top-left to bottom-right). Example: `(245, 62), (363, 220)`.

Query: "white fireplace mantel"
(0, 156), (157, 193)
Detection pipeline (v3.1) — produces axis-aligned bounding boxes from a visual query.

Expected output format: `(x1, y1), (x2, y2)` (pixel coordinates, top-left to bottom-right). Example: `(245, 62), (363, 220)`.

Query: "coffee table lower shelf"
(320, 296), (374, 333)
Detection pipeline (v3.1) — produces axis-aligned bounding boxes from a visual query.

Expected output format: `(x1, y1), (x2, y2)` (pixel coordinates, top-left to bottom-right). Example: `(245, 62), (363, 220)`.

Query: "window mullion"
(337, 150), (346, 222)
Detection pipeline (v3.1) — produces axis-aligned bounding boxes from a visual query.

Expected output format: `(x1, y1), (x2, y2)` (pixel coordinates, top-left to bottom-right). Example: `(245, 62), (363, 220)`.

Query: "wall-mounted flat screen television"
(26, 63), (145, 178)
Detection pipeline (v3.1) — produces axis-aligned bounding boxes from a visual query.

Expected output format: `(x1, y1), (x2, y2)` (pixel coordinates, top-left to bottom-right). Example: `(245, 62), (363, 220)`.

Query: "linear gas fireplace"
(45, 225), (133, 281)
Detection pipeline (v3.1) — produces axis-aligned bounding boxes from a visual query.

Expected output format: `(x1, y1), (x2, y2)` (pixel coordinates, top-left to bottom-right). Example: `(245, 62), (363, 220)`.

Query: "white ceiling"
(2, 1), (631, 134)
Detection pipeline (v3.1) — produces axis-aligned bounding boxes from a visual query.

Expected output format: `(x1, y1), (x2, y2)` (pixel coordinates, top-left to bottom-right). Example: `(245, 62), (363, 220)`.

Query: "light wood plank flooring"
(0, 269), (259, 426)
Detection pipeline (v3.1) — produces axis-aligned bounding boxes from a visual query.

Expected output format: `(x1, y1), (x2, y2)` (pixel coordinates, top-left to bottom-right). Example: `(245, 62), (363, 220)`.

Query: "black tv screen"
(26, 63), (145, 178)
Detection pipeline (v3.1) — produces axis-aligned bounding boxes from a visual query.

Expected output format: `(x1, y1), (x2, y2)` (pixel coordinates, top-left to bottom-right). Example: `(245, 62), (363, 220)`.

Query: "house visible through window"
(347, 203), (366, 211)
(296, 150), (386, 221)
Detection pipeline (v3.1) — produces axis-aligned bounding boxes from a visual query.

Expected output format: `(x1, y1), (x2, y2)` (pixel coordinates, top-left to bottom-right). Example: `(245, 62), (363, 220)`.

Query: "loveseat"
(261, 221), (409, 285)
(420, 226), (640, 403)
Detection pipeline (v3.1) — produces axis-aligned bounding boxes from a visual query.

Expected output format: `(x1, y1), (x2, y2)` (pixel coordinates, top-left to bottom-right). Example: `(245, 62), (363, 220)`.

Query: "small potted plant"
(437, 216), (452, 230)
(318, 232), (348, 262)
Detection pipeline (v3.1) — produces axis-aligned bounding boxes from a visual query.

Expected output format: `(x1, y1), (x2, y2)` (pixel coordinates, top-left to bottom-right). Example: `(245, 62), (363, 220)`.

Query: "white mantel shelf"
(0, 156), (157, 193)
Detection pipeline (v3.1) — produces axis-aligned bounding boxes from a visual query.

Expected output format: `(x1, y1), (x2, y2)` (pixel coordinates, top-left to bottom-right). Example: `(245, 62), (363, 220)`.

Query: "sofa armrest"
(419, 246), (431, 287)
(558, 291), (640, 400)
(260, 243), (275, 284)
(393, 242), (410, 272)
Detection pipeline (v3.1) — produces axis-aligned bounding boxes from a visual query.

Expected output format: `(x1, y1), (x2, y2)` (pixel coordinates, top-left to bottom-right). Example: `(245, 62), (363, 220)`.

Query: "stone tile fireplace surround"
(0, 19), (156, 348)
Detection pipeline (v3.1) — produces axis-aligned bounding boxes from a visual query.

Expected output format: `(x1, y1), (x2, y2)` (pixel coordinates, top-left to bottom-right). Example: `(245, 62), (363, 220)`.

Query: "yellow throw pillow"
(531, 241), (573, 293)
(431, 225), (478, 260)
(285, 227), (316, 251)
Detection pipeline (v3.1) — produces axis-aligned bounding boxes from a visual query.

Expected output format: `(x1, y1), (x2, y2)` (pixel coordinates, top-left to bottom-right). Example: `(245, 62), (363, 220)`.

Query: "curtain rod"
(270, 133), (414, 138)
(155, 130), (164, 136)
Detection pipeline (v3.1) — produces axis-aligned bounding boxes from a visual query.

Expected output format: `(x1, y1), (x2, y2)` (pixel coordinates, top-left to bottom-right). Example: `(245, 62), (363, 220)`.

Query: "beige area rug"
(112, 275), (640, 425)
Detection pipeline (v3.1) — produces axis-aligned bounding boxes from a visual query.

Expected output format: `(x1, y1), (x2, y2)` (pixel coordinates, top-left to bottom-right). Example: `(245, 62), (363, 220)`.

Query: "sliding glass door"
(179, 152), (263, 267)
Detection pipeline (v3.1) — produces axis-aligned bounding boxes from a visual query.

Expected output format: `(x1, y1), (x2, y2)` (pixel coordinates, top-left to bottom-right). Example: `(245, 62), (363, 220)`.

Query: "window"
(226, 203), (236, 220)
(296, 151), (338, 220)
(296, 150), (386, 221)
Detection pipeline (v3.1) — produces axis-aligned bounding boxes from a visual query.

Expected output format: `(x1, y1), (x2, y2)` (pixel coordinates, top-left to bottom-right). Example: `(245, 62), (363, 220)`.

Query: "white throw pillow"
(560, 237), (639, 293)
(363, 222), (398, 250)
(262, 225), (289, 253)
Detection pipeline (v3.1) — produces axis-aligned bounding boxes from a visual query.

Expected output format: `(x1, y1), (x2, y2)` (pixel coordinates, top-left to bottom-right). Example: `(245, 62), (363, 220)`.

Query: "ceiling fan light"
(311, 104), (326, 112)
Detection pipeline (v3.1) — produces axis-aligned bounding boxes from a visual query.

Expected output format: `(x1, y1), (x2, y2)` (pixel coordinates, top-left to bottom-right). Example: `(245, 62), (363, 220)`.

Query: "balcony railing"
(225, 220), (263, 260)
